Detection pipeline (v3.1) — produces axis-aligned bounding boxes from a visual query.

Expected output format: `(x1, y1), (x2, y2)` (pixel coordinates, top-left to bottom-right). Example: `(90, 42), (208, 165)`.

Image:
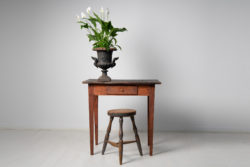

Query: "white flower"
(100, 7), (104, 20)
(86, 7), (92, 15)
(100, 7), (104, 14)
(105, 8), (110, 21)
(81, 12), (86, 18)
(76, 15), (80, 21)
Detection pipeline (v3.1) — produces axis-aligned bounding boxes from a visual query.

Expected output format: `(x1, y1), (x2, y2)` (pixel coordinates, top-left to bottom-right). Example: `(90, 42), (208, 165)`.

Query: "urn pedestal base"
(98, 70), (111, 82)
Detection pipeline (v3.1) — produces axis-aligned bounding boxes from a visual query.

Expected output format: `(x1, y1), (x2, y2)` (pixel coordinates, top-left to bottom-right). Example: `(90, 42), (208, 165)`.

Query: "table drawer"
(107, 86), (138, 95)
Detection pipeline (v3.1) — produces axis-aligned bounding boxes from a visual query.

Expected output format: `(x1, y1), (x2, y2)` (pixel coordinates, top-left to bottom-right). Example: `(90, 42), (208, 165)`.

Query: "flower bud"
(86, 7), (91, 15)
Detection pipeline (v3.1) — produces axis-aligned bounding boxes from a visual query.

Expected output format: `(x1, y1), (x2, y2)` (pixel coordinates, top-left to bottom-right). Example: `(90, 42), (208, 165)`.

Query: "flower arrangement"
(76, 7), (127, 51)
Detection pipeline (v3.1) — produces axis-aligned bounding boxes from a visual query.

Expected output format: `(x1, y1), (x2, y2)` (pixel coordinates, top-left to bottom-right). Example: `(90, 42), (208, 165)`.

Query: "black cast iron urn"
(91, 48), (119, 82)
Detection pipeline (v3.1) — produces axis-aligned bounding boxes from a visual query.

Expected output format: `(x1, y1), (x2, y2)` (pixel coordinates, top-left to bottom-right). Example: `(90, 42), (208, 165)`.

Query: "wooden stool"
(102, 109), (143, 165)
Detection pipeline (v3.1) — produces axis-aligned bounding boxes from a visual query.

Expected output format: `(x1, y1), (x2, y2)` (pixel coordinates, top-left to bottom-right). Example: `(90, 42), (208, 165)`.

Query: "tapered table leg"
(88, 85), (94, 155)
(147, 96), (150, 146)
(94, 95), (98, 145)
(148, 86), (155, 156)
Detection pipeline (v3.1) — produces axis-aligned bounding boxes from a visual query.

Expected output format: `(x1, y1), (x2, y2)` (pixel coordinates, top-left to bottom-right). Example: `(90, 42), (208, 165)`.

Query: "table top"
(82, 79), (161, 85)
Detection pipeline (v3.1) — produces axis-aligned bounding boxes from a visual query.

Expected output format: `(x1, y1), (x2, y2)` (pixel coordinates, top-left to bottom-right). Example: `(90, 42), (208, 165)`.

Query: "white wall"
(0, 0), (250, 132)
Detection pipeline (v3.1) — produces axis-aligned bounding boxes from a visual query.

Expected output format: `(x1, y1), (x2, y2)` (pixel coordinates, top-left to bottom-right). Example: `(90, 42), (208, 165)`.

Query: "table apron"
(93, 85), (155, 96)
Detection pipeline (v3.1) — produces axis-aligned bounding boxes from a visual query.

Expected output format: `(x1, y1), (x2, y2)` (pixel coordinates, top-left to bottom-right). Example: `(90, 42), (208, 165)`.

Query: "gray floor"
(0, 130), (250, 167)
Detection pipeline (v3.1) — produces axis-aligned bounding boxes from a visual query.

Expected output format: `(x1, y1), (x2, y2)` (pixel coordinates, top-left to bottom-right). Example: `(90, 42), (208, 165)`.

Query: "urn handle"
(91, 56), (98, 68)
(111, 57), (119, 68)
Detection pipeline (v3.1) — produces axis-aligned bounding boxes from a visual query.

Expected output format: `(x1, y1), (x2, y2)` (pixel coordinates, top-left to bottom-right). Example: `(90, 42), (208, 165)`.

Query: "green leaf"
(109, 27), (127, 37)
(112, 37), (117, 44)
(117, 27), (127, 32)
(110, 29), (117, 37)
(77, 21), (85, 24)
(88, 16), (97, 27)
(107, 21), (113, 30)
(87, 34), (97, 42)
(93, 12), (102, 22)
(116, 45), (122, 50)
(81, 23), (89, 29)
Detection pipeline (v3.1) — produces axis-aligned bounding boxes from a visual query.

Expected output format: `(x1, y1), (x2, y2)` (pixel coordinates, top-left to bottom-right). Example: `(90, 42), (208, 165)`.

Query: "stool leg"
(102, 116), (114, 155)
(119, 117), (123, 165)
(130, 116), (143, 156)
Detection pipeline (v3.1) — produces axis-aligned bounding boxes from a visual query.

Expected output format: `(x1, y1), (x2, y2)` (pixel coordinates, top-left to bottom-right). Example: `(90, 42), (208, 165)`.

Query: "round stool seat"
(108, 109), (136, 117)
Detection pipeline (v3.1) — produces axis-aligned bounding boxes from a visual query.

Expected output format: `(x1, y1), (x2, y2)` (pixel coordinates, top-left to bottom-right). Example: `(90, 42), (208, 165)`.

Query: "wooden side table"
(82, 79), (161, 156)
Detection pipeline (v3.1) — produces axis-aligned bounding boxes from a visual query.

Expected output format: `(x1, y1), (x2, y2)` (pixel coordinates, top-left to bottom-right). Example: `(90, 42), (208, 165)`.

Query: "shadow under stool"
(102, 109), (143, 165)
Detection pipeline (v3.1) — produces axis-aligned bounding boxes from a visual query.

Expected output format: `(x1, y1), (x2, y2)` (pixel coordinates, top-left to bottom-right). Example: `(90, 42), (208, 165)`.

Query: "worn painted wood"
(88, 85), (94, 155)
(107, 86), (138, 95)
(148, 86), (155, 156)
(138, 86), (152, 95)
(93, 85), (154, 96)
(84, 79), (161, 156)
(83, 79), (161, 85)
(94, 95), (98, 145)
(147, 96), (150, 146)
(108, 109), (136, 117)
(93, 85), (107, 95)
